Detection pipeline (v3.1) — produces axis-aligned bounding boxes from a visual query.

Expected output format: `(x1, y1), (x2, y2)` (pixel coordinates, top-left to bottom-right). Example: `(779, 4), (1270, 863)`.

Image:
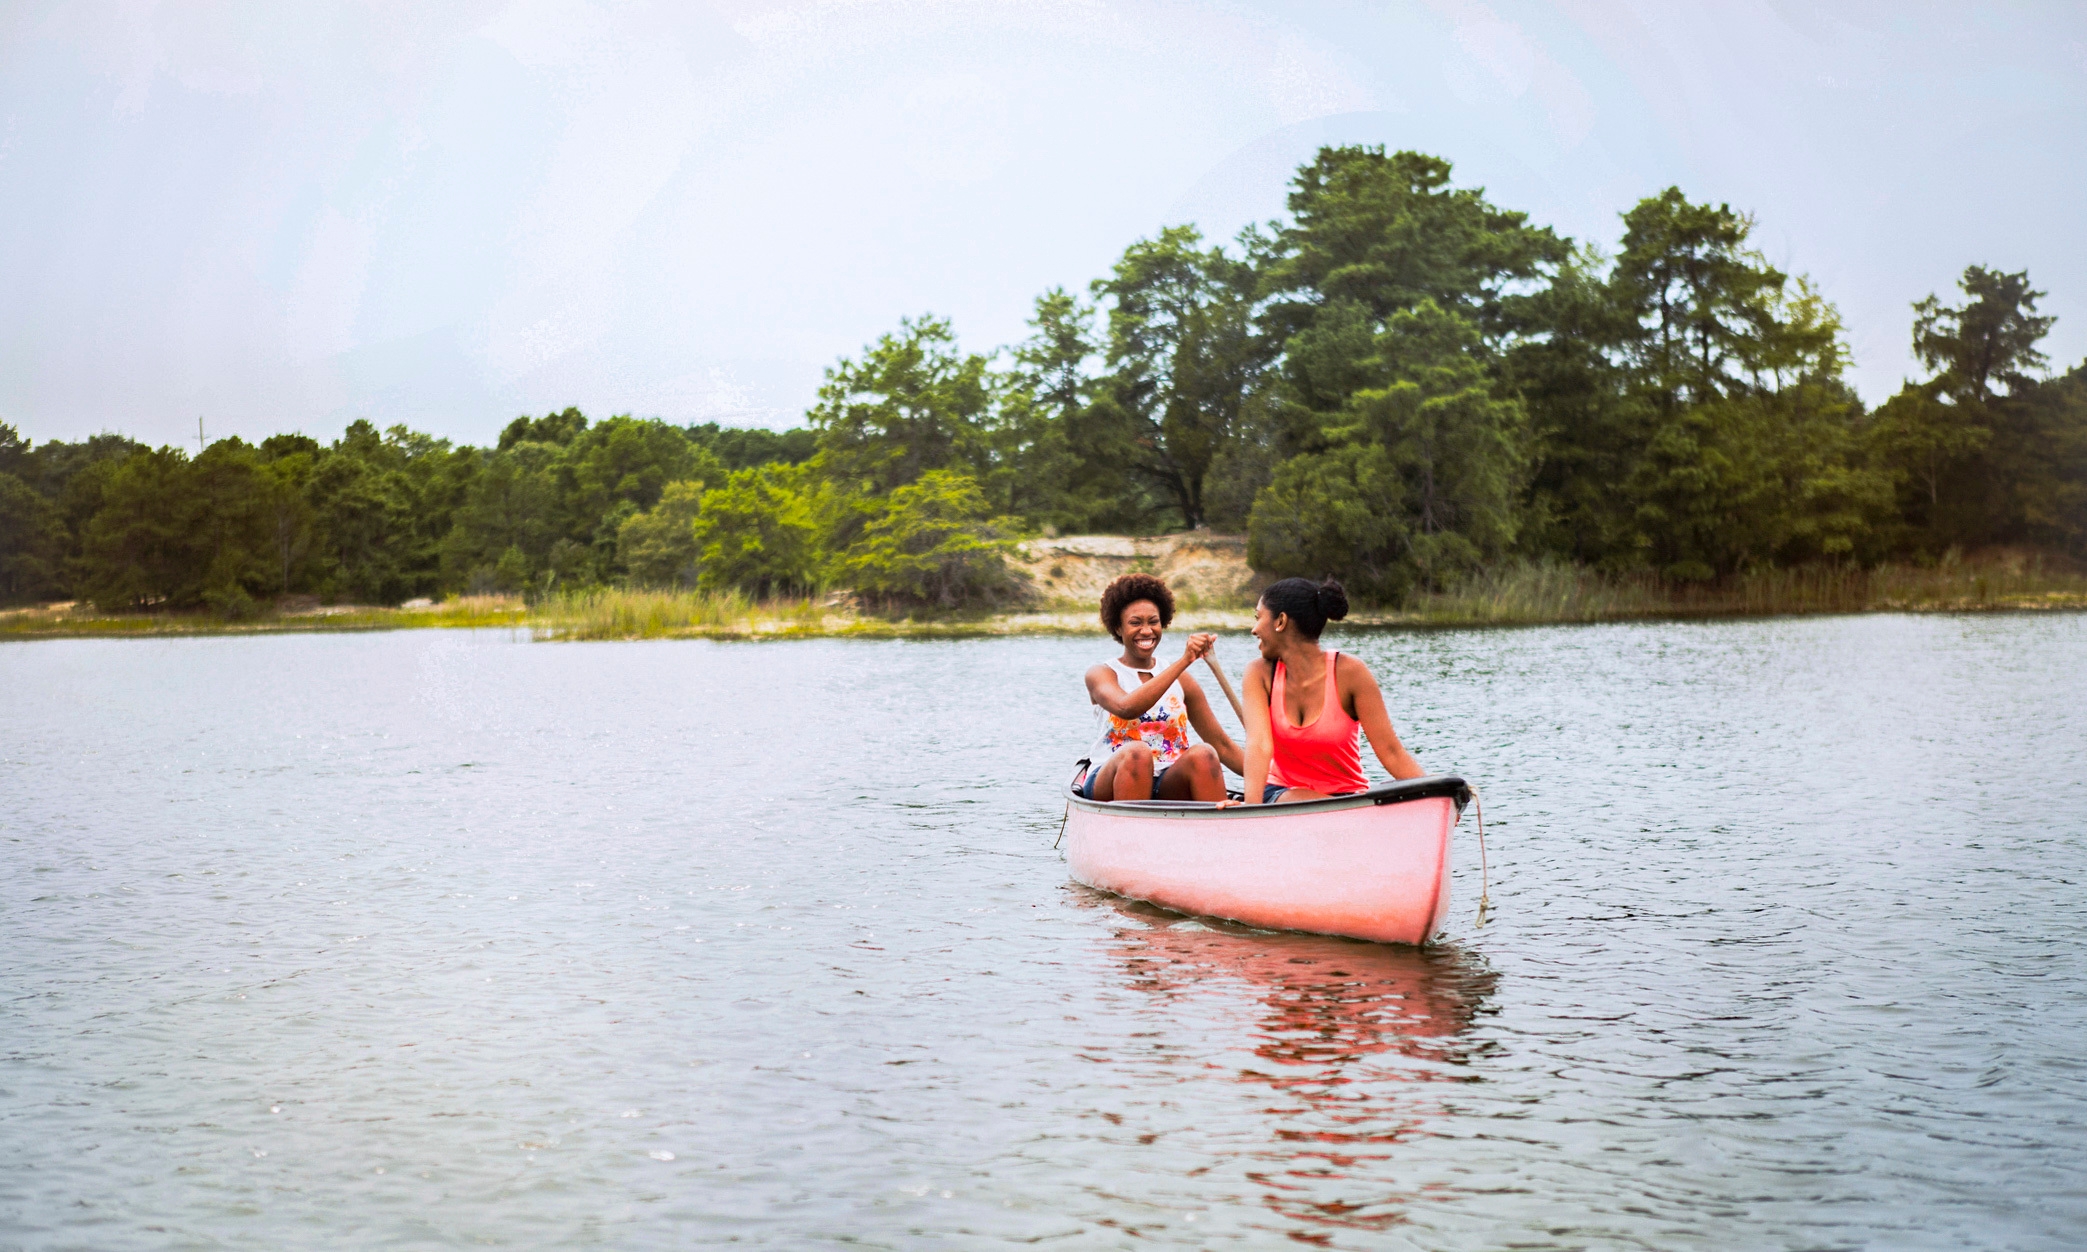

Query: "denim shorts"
(1257, 783), (1290, 804)
(1079, 762), (1170, 801)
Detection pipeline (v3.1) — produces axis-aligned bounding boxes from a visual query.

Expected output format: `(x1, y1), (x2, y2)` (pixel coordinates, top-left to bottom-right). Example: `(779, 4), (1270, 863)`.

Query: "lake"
(3, 613), (2084, 1249)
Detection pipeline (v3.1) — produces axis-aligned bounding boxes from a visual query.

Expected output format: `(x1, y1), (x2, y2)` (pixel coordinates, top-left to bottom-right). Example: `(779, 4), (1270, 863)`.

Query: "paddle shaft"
(1203, 652), (1247, 725)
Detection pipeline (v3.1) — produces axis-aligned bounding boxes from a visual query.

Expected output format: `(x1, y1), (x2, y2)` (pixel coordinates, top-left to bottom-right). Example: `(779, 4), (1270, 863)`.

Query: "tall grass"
(1406, 561), (1670, 624)
(0, 594), (530, 638)
(6, 550), (2080, 642)
(526, 587), (833, 639)
(1408, 550), (2087, 625)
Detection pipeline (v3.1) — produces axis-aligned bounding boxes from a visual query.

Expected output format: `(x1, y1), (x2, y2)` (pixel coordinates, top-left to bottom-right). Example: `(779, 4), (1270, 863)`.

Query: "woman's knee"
(1179, 744), (1220, 775)
(1117, 742), (1155, 768)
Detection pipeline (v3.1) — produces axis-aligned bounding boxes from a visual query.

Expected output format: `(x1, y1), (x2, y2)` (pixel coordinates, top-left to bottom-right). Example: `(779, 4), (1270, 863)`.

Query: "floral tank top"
(1089, 659), (1192, 768)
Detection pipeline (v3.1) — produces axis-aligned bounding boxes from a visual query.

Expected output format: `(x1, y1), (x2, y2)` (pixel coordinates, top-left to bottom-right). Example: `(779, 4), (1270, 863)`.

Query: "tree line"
(2, 145), (2081, 612)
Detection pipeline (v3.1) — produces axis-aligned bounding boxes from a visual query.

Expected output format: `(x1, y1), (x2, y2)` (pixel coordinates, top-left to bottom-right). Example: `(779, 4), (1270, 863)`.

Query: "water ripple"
(1, 614), (2082, 1248)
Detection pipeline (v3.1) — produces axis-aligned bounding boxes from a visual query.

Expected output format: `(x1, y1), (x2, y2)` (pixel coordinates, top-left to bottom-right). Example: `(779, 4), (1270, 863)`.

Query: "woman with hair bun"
(1080, 573), (1242, 803)
(1241, 577), (1425, 804)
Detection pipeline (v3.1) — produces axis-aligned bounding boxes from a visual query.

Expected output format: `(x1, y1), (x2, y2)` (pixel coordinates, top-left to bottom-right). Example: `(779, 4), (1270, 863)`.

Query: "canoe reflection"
(1103, 898), (1497, 1239)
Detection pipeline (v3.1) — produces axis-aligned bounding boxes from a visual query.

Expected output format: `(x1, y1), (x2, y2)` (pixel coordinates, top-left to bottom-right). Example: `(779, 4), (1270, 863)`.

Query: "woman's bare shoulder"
(1334, 649), (1384, 697)
(1335, 651), (1385, 717)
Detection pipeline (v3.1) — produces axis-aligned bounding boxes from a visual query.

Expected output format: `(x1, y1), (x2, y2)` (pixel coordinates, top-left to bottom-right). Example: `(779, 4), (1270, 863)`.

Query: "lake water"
(3, 613), (2084, 1250)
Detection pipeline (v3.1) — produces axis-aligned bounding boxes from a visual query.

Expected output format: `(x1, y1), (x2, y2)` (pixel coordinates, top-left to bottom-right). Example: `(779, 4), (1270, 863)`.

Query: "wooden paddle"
(1203, 649), (1247, 725)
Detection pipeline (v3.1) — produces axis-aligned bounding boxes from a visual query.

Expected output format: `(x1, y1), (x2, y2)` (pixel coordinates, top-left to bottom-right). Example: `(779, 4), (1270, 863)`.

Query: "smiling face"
(1118, 599), (1165, 661)
(1250, 598), (1283, 660)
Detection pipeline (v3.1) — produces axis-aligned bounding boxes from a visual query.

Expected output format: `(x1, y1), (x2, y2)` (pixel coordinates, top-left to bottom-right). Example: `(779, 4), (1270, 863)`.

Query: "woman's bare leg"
(1090, 743), (1155, 802)
(1154, 744), (1227, 802)
(1274, 787), (1329, 803)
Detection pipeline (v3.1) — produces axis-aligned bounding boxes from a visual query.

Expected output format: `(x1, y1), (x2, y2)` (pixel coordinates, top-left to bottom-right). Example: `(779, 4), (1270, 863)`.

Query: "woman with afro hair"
(1079, 573), (1241, 802)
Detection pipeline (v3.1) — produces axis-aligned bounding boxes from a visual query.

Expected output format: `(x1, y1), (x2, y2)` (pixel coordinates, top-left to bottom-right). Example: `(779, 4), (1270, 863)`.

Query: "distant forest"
(3, 146), (2083, 612)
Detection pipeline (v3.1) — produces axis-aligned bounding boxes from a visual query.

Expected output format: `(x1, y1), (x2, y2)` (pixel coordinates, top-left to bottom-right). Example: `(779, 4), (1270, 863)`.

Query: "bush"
(692, 466), (820, 596)
(834, 470), (1024, 608)
(616, 480), (706, 587)
(204, 582), (259, 621)
(1247, 444), (1412, 601)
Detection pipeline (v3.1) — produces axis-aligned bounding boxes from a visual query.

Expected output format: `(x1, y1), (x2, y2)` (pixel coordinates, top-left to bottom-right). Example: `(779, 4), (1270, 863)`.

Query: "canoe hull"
(1063, 778), (1465, 946)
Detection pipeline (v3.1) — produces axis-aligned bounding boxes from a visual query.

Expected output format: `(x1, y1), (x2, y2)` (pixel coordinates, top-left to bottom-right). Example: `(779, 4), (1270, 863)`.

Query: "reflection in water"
(1100, 897), (1498, 1242)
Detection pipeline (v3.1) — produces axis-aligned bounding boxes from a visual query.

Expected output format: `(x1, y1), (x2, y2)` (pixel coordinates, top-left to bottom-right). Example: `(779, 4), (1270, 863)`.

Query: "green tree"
(558, 415), (720, 579)
(441, 439), (563, 592)
(0, 469), (62, 603)
(256, 445), (316, 594)
(1607, 190), (1805, 411)
(685, 422), (818, 471)
(1478, 186), (1894, 577)
(1866, 385), (1989, 529)
(1248, 443), (1410, 597)
(691, 465), (820, 596)
(0, 473), (59, 600)
(498, 407), (589, 450)
(1627, 384), (1888, 578)
(617, 480), (709, 587)
(835, 470), (1023, 609)
(78, 441), (275, 612)
(1871, 267), (2067, 550)
(17, 432), (143, 598)
(2013, 363), (2087, 553)
(78, 447), (196, 607)
(1090, 225), (1264, 527)
(188, 439), (276, 615)
(1261, 146), (1567, 346)
(1625, 259), (1879, 576)
(0, 424), (62, 602)
(309, 421), (466, 603)
(1248, 300), (1526, 596)
(1502, 247), (1648, 561)
(986, 289), (1112, 530)
(811, 316), (993, 496)
(0, 423), (27, 480)
(1247, 147), (1571, 564)
(1913, 267), (2054, 406)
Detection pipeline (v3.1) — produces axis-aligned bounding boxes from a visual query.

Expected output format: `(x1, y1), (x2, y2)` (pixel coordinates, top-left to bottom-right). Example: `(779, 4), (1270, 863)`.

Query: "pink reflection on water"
(1100, 897), (1497, 1241)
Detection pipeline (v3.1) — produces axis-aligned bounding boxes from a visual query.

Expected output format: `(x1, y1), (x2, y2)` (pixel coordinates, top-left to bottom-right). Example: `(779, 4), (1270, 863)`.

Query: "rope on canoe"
(1468, 784), (1490, 925)
(1055, 759), (1090, 849)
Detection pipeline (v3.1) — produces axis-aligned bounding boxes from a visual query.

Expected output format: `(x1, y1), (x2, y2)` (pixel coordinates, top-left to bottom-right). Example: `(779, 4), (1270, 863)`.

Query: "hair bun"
(1316, 578), (1349, 622)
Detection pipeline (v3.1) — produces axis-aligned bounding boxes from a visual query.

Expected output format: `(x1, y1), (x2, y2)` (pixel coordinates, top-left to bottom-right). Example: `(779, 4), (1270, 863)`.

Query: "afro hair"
(1099, 573), (1176, 642)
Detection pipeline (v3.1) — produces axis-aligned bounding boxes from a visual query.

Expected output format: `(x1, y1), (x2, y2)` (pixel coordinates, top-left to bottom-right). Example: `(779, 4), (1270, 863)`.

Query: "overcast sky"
(4, 0), (2082, 449)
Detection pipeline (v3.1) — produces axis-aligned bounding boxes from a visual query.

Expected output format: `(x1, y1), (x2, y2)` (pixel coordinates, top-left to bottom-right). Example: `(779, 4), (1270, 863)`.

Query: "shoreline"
(6, 588), (2084, 643)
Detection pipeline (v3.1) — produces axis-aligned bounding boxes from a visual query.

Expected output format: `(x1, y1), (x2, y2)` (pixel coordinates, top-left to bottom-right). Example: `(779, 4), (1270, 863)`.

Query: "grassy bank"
(525, 588), (1261, 640)
(1404, 550), (2087, 626)
(0, 595), (533, 639)
(5, 552), (2082, 642)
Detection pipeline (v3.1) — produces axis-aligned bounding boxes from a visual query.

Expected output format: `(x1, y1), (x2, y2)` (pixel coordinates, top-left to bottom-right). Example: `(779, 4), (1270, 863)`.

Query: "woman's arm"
(1241, 659), (1276, 804)
(1179, 673), (1243, 775)
(1084, 635), (1214, 719)
(1344, 658), (1425, 780)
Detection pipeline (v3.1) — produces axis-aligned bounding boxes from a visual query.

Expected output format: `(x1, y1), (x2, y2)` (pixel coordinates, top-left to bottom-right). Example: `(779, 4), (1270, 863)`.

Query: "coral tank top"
(1268, 650), (1369, 795)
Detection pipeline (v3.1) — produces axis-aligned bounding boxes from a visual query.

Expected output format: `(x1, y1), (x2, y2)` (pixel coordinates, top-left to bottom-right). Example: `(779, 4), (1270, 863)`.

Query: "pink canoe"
(1063, 776), (1472, 946)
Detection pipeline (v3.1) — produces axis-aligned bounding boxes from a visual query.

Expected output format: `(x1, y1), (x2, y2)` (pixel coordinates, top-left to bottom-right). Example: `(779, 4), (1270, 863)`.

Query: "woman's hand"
(1181, 632), (1216, 664)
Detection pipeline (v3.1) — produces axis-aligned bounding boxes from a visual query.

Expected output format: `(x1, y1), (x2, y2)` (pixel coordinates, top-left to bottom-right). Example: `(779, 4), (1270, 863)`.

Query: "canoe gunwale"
(1063, 774), (1469, 821)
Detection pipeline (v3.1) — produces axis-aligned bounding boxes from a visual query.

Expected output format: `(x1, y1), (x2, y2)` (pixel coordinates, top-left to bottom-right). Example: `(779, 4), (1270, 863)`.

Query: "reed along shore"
(7, 549), (2082, 642)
